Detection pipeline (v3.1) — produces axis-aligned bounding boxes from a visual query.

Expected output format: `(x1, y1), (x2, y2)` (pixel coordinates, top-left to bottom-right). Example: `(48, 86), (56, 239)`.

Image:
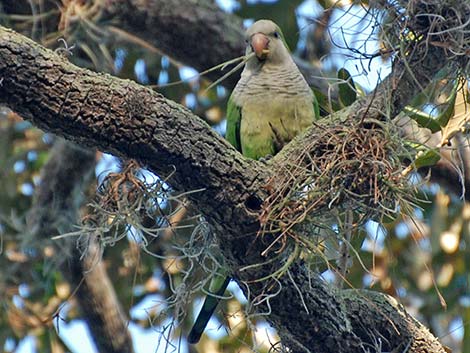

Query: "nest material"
(78, 160), (188, 249)
(259, 119), (417, 256)
(379, 0), (470, 71)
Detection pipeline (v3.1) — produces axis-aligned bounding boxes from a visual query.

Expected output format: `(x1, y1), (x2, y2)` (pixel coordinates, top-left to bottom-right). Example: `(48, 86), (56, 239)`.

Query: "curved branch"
(2, 0), (331, 93)
(0, 27), (447, 353)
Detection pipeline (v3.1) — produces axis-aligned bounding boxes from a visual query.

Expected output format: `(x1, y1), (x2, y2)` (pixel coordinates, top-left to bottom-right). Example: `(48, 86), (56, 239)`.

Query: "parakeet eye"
(273, 31), (280, 38)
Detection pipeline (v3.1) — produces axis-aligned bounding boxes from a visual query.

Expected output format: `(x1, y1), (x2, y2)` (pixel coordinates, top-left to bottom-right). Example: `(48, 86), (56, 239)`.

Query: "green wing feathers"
(226, 93), (318, 160)
(225, 95), (242, 152)
(189, 19), (320, 346)
(312, 89), (320, 120)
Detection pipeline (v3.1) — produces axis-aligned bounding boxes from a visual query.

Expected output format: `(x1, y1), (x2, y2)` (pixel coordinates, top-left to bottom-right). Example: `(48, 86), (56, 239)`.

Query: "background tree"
(0, 1), (469, 353)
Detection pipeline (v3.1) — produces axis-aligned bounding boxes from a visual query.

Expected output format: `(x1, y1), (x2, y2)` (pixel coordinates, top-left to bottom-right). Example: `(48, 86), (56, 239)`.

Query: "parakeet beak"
(251, 33), (269, 60)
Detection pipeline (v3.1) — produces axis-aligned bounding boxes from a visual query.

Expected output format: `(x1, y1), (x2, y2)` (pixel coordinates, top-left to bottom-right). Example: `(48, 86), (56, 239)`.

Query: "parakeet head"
(244, 20), (290, 67)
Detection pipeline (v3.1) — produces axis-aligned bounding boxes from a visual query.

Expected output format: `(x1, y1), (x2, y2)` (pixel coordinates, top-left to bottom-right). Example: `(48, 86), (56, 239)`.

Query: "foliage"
(1, 1), (470, 353)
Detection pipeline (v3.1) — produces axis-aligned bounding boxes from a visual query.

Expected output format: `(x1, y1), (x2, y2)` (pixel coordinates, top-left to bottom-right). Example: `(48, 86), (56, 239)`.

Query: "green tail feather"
(187, 276), (231, 344)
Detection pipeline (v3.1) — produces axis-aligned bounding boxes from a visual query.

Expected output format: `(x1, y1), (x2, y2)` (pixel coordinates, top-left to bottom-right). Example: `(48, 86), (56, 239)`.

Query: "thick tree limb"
(104, 0), (244, 89)
(1, 0), (331, 93)
(0, 27), (448, 353)
(66, 236), (135, 353)
(4, 0), (464, 195)
(26, 140), (134, 353)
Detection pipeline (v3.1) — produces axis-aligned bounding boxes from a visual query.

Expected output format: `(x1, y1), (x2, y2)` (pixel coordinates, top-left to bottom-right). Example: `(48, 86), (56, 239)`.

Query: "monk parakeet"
(188, 19), (318, 344)
(226, 19), (318, 159)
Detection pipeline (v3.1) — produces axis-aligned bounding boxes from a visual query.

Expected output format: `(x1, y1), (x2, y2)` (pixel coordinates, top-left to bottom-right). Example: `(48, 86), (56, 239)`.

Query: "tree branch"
(106, 0), (331, 92)
(0, 26), (448, 353)
(1, 0), (331, 93)
(27, 140), (134, 353)
(101, 0), (469, 195)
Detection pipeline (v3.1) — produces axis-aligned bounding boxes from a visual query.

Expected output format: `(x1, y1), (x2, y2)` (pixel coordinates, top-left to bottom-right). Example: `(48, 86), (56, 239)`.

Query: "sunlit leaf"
(439, 81), (470, 147)
(413, 147), (441, 168)
(403, 106), (441, 133)
(435, 78), (459, 128)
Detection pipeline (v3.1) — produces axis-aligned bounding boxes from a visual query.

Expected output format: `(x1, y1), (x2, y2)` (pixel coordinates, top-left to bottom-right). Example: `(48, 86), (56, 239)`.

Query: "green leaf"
(440, 82), (470, 147)
(312, 87), (341, 115)
(312, 90), (320, 119)
(402, 78), (458, 133)
(435, 79), (459, 128)
(413, 148), (441, 169)
(337, 68), (357, 107)
(403, 106), (441, 133)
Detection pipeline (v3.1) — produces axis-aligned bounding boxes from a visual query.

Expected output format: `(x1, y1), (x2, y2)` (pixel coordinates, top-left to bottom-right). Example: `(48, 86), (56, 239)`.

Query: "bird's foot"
(258, 154), (273, 163)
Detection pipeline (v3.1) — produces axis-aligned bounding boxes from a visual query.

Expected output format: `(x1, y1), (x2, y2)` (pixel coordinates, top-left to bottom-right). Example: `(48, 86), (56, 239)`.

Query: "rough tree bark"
(3, 0), (469, 193)
(102, 0), (470, 198)
(0, 23), (449, 353)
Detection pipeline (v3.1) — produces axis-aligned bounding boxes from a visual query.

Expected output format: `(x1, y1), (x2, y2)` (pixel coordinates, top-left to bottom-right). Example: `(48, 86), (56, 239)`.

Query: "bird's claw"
(258, 154), (273, 163)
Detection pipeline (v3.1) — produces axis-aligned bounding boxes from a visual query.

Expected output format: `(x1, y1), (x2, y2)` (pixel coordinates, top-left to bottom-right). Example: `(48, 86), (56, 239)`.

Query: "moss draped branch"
(0, 26), (447, 353)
